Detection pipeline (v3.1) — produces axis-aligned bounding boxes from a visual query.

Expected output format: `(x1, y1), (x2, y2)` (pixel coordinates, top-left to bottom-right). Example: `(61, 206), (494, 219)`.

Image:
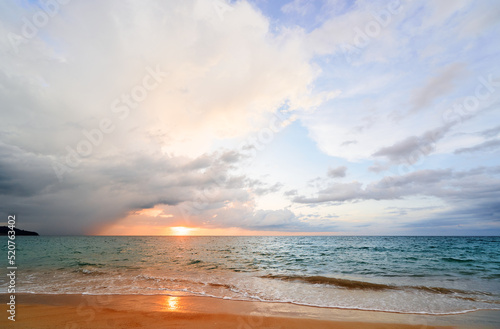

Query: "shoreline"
(1, 294), (499, 328)
(2, 291), (497, 316)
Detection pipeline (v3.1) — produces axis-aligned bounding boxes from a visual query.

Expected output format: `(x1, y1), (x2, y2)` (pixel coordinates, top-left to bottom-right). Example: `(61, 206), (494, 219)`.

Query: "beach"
(2, 294), (500, 329)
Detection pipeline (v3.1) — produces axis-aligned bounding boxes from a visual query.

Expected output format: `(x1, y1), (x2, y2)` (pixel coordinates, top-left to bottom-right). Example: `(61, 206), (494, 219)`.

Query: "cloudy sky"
(1, 0), (499, 235)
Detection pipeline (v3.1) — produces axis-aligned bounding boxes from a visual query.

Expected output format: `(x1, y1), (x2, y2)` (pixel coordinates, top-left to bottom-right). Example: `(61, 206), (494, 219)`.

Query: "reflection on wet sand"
(162, 296), (180, 312)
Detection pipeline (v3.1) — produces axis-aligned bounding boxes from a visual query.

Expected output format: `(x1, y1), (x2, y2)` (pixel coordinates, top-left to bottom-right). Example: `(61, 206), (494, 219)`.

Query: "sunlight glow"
(170, 226), (194, 236)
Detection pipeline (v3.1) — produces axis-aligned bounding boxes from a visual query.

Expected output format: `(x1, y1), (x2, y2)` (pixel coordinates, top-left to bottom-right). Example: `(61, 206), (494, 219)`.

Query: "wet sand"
(1, 294), (499, 328)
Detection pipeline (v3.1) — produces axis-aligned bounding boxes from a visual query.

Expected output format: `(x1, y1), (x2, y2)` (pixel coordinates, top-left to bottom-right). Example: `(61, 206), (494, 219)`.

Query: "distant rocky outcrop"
(0, 226), (39, 236)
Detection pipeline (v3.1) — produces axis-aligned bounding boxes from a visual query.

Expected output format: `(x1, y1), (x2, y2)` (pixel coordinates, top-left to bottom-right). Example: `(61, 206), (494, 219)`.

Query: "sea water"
(1, 236), (499, 314)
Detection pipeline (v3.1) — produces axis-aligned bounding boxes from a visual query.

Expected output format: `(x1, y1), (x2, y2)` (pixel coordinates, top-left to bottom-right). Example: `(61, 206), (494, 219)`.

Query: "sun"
(170, 226), (194, 236)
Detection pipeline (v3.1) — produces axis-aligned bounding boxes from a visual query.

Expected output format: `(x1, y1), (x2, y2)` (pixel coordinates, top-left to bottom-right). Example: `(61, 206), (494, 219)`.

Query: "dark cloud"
(0, 143), (55, 197)
(372, 124), (452, 164)
(397, 200), (500, 235)
(385, 206), (442, 217)
(480, 125), (500, 138)
(454, 139), (500, 154)
(254, 183), (284, 196)
(246, 179), (283, 196)
(0, 145), (260, 234)
(293, 182), (363, 203)
(183, 155), (213, 170)
(293, 167), (500, 206)
(327, 166), (347, 178)
(283, 189), (298, 196)
(220, 150), (243, 163)
(293, 166), (500, 233)
(368, 162), (390, 173)
(409, 63), (467, 114)
(0, 130), (327, 235)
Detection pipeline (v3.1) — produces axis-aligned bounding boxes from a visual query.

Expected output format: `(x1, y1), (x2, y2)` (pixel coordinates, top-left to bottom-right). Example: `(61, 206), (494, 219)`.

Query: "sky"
(0, 0), (499, 235)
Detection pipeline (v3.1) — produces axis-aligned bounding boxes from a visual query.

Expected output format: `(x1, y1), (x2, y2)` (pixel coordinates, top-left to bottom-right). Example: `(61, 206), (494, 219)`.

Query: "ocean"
(1, 236), (499, 315)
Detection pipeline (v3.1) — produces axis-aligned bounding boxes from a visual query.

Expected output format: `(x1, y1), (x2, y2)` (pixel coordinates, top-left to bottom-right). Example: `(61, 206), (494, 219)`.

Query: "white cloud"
(298, 1), (500, 161)
(1, 0), (323, 158)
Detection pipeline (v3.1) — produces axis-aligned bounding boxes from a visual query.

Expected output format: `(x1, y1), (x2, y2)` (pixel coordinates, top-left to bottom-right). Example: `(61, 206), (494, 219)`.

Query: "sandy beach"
(1, 294), (499, 329)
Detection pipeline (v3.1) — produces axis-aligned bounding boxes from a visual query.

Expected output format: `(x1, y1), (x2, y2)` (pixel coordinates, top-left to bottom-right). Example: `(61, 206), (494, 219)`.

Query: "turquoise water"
(1, 236), (499, 314)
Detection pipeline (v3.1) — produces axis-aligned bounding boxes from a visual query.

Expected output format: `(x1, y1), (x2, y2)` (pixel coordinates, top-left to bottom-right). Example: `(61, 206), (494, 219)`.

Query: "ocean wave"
(260, 274), (494, 299)
(441, 257), (475, 263)
(135, 274), (235, 290)
(260, 275), (395, 291)
(188, 259), (203, 265)
(76, 268), (106, 275)
(75, 261), (104, 267)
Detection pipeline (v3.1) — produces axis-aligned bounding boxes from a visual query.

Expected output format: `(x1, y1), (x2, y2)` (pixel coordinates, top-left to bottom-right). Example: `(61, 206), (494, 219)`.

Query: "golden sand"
(1, 294), (498, 329)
